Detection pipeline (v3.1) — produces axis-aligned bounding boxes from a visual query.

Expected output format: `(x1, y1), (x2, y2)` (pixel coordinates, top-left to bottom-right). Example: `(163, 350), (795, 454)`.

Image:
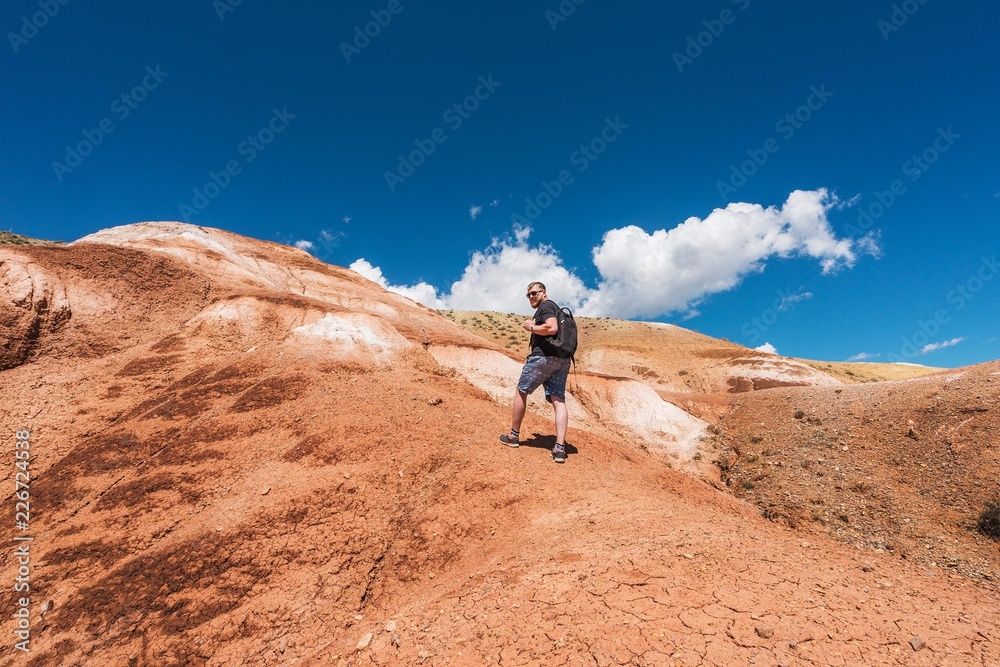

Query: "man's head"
(526, 281), (547, 309)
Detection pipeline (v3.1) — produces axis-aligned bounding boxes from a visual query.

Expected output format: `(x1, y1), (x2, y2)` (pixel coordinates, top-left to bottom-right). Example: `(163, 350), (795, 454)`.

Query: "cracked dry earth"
(0, 222), (998, 666)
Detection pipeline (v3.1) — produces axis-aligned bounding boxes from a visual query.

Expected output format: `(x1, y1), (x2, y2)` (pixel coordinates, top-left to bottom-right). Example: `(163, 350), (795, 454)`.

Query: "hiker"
(500, 282), (573, 463)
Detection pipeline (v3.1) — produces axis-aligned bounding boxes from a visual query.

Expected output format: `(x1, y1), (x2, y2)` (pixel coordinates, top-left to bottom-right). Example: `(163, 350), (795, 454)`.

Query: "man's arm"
(523, 317), (558, 335)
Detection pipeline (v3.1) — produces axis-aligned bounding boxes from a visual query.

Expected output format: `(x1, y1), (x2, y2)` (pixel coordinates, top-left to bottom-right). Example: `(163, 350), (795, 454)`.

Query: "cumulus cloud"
(919, 337), (965, 355)
(350, 189), (875, 318)
(846, 352), (880, 362)
(294, 240), (314, 250)
(469, 205), (483, 220)
(755, 342), (779, 355)
(342, 216), (352, 224)
(581, 189), (865, 318)
(349, 259), (447, 309)
(444, 234), (591, 314)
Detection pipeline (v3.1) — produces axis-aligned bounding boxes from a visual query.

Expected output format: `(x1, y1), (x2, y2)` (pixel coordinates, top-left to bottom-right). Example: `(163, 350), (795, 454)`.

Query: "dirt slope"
(715, 363), (1000, 585)
(0, 222), (997, 666)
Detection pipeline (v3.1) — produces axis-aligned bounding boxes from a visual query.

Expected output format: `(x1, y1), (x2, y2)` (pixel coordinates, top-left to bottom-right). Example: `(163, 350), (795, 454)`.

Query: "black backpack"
(547, 303), (578, 360)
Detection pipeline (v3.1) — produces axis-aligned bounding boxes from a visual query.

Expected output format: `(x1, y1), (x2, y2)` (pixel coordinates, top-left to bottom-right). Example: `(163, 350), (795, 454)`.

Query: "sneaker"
(552, 444), (567, 463)
(499, 433), (520, 448)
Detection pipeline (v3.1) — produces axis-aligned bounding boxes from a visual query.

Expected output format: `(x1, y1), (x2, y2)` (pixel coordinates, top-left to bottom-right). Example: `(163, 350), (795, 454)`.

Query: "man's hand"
(522, 319), (535, 332)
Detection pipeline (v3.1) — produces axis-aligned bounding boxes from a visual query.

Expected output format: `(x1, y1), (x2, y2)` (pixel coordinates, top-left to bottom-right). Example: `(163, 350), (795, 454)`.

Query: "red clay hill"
(1, 222), (997, 666)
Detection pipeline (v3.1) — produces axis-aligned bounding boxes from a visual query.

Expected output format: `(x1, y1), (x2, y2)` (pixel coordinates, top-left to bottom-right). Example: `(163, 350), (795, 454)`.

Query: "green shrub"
(977, 502), (1000, 540)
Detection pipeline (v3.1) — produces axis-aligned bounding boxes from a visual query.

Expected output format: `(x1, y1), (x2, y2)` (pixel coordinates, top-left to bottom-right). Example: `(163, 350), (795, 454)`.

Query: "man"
(500, 282), (570, 463)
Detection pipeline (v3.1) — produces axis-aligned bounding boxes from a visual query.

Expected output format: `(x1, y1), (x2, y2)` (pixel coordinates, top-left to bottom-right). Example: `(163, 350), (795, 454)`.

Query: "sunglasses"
(526, 290), (544, 298)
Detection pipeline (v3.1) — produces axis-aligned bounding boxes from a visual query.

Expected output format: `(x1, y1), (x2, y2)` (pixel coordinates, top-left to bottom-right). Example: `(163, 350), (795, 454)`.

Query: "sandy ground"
(0, 222), (996, 666)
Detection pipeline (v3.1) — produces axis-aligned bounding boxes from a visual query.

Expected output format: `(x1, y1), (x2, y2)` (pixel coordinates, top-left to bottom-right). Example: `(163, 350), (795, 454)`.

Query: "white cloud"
(469, 205), (483, 220)
(349, 189), (876, 318)
(343, 216), (352, 224)
(755, 342), (779, 355)
(490, 199), (501, 207)
(294, 240), (314, 250)
(919, 337), (965, 355)
(778, 289), (812, 311)
(581, 189), (869, 318)
(444, 233), (591, 314)
(846, 352), (880, 362)
(349, 259), (447, 309)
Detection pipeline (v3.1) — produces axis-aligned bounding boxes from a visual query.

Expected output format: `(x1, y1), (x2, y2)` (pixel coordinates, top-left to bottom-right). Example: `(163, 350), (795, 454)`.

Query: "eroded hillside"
(0, 222), (996, 666)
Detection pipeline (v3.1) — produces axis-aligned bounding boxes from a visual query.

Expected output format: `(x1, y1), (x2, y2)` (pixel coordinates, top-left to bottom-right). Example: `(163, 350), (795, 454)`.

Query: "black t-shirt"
(529, 300), (560, 357)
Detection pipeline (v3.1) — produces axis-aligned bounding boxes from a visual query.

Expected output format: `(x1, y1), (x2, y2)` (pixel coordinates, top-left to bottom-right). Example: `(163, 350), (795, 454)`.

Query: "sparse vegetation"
(678, 369), (688, 376)
(977, 502), (1000, 541)
(0, 230), (62, 246)
(794, 410), (805, 419)
(748, 436), (762, 444)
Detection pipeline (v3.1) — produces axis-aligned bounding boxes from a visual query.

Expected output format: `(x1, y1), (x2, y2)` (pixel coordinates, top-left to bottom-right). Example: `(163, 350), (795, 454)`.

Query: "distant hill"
(0, 230), (64, 246)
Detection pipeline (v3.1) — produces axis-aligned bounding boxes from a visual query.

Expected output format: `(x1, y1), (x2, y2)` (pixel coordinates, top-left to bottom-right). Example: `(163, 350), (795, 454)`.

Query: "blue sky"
(2, 1), (998, 367)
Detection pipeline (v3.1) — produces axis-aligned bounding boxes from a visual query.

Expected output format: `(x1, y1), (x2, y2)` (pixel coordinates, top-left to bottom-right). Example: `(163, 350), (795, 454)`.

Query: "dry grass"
(0, 230), (64, 246)
(799, 359), (942, 383)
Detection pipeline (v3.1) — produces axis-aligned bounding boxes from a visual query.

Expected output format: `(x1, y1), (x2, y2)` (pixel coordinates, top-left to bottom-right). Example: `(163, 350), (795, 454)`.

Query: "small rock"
(357, 633), (373, 650)
(427, 398), (443, 406)
(384, 620), (397, 633)
(260, 487), (270, 495)
(390, 632), (401, 647)
(909, 636), (926, 651)
(755, 625), (774, 639)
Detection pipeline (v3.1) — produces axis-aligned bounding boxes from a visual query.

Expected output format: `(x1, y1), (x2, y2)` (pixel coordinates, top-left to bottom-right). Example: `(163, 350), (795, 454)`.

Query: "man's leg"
(551, 396), (568, 444)
(510, 389), (528, 434)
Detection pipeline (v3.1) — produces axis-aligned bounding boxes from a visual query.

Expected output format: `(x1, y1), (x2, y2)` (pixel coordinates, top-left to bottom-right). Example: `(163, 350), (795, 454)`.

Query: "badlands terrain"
(0, 222), (997, 666)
